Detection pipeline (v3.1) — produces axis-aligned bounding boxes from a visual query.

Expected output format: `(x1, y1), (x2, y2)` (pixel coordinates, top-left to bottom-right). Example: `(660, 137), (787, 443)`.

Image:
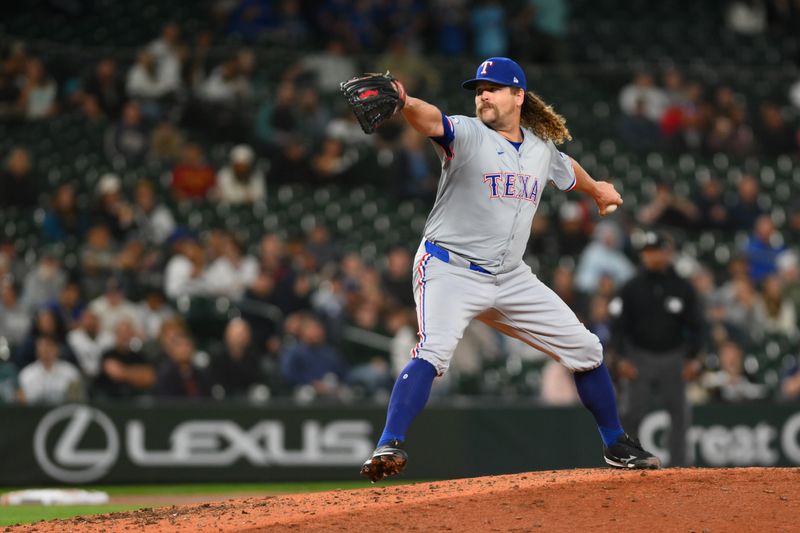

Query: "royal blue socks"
(377, 358), (437, 446)
(573, 362), (625, 447)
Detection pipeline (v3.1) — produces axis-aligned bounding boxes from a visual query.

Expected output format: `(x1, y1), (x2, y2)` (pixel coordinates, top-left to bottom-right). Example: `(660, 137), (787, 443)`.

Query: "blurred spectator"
(587, 295), (613, 347)
(19, 251), (66, 314)
(171, 143), (216, 200)
(429, 0), (469, 56)
(0, 146), (38, 209)
(155, 332), (212, 398)
(311, 137), (356, 184)
(392, 127), (439, 201)
(198, 56), (252, 106)
(80, 225), (117, 300)
(555, 201), (590, 257)
(210, 318), (264, 398)
(45, 279), (84, 332)
(744, 215), (785, 284)
(126, 49), (172, 117)
(239, 271), (282, 353)
(17, 336), (83, 405)
(470, 0), (508, 57)
(754, 274), (798, 338)
(13, 307), (70, 369)
(42, 183), (89, 243)
(705, 105), (754, 156)
(638, 179), (698, 230)
(149, 120), (185, 163)
(82, 59), (125, 119)
(92, 173), (135, 241)
(618, 98), (662, 151)
(518, 0), (569, 64)
(163, 230), (209, 299)
(294, 86), (330, 149)
(214, 144), (266, 205)
(756, 102), (796, 155)
(619, 72), (668, 123)
(114, 237), (155, 293)
(574, 221), (635, 295)
(88, 277), (143, 336)
(377, 38), (441, 96)
(66, 309), (115, 379)
(381, 246), (414, 310)
(776, 250), (800, 315)
(104, 101), (149, 163)
(127, 283), (167, 337)
(727, 0), (767, 34)
(727, 174), (763, 232)
(304, 224), (338, 272)
(342, 303), (393, 397)
(0, 277), (30, 347)
(225, 0), (274, 41)
(17, 58), (58, 120)
(184, 31), (214, 90)
(692, 176), (730, 230)
(551, 265), (587, 318)
(0, 240), (25, 282)
(93, 319), (155, 398)
(280, 314), (347, 398)
(702, 341), (765, 402)
(297, 40), (358, 94)
(146, 23), (184, 98)
(204, 232), (259, 299)
(132, 180), (176, 246)
(720, 276), (763, 339)
(263, 0), (310, 47)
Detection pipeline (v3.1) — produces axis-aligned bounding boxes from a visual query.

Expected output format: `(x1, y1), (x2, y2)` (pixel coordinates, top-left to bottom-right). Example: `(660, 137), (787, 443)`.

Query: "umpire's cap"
(462, 57), (527, 91)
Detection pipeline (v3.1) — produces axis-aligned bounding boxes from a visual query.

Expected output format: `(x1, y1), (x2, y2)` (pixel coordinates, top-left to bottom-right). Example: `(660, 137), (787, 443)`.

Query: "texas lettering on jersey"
(483, 173), (540, 203)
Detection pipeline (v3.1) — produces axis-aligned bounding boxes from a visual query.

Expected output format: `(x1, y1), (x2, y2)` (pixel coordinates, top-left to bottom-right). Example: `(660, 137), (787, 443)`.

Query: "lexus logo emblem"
(34, 405), (119, 483)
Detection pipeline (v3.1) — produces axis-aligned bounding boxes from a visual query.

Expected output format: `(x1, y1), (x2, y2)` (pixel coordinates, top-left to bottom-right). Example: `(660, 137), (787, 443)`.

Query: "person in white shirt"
(18, 336), (83, 405)
(88, 277), (143, 336)
(163, 230), (210, 300)
(618, 72), (668, 123)
(204, 232), (259, 300)
(214, 145), (266, 205)
(66, 309), (115, 378)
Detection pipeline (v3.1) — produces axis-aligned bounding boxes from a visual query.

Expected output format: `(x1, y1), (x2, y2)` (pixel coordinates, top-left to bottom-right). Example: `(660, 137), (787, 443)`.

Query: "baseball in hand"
(605, 204), (618, 214)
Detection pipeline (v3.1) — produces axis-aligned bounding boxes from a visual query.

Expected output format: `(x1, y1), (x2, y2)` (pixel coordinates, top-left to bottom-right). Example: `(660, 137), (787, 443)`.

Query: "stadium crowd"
(2, 0), (800, 408)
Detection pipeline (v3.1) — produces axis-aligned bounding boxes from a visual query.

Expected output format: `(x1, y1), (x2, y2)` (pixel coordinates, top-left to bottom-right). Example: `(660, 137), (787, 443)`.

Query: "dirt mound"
(7, 468), (800, 532)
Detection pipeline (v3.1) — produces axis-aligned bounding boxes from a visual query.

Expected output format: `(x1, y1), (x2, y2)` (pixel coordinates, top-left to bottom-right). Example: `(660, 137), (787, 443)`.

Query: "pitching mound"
(8, 468), (799, 532)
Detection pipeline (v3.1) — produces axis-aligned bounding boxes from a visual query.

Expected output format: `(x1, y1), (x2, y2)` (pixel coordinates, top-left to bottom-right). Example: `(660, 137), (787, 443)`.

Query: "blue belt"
(424, 240), (491, 274)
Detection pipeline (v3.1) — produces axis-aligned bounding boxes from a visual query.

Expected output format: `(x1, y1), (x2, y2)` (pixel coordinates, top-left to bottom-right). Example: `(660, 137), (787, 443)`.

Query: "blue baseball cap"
(462, 57), (527, 91)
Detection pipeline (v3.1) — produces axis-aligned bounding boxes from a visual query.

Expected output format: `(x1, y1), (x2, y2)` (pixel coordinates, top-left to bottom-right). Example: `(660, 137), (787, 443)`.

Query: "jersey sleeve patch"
(429, 113), (455, 160)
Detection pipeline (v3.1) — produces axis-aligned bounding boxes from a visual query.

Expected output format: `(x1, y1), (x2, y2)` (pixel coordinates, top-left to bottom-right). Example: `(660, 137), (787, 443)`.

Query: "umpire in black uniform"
(611, 230), (705, 467)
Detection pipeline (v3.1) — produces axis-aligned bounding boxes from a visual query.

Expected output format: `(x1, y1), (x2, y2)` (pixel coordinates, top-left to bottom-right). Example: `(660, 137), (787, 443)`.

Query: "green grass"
(0, 480), (422, 526)
(0, 505), (141, 527)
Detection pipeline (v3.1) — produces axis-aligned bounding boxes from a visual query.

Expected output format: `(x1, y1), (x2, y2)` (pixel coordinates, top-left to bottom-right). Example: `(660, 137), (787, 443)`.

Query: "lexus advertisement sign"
(1, 403), (798, 484)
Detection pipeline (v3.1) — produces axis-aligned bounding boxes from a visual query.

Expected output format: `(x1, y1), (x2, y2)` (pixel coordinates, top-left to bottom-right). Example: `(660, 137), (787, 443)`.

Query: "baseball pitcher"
(341, 57), (660, 482)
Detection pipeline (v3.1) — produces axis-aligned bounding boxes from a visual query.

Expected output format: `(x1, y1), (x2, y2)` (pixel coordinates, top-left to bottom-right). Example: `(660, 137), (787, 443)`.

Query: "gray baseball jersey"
(423, 115), (576, 274)
(409, 114), (601, 375)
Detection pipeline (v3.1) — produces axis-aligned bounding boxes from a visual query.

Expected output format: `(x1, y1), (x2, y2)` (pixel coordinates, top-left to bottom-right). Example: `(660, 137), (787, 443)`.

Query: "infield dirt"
(5, 467), (799, 532)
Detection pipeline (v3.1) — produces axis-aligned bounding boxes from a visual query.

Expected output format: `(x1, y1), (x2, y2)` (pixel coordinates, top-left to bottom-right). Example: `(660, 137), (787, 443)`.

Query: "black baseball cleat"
(360, 439), (408, 483)
(603, 433), (662, 469)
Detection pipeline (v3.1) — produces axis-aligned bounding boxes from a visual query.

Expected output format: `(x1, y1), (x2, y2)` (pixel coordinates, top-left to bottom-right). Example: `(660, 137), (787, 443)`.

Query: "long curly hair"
(520, 91), (572, 145)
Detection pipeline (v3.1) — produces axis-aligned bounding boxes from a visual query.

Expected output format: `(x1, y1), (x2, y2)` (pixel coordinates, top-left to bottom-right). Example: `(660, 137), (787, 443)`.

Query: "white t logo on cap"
(480, 60), (494, 75)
